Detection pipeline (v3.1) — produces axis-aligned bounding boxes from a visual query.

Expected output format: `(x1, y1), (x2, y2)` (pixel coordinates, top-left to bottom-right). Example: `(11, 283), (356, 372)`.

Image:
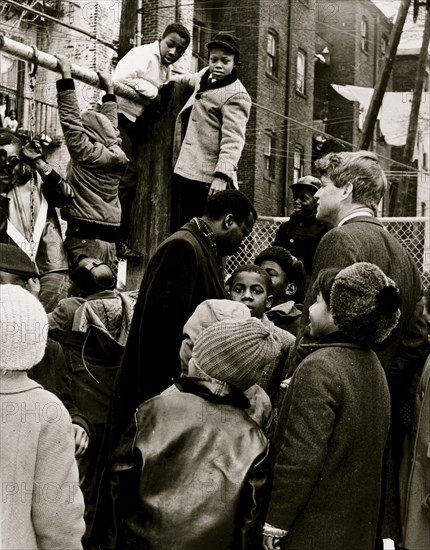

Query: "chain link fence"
(226, 216), (430, 289)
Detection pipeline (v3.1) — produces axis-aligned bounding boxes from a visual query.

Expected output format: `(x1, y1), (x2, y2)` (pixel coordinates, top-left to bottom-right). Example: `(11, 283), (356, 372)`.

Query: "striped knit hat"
(192, 318), (279, 391)
(0, 284), (48, 371)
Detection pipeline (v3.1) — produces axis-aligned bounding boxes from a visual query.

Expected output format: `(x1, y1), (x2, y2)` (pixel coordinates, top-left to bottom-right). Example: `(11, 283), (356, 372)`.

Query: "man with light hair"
(296, 150), (427, 548)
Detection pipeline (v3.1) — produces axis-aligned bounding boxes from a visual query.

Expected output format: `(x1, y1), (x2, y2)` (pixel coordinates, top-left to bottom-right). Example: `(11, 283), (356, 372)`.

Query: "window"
(264, 132), (276, 179)
(293, 146), (304, 182)
(266, 31), (278, 78)
(378, 34), (388, 72)
(192, 21), (208, 71)
(296, 50), (307, 94)
(361, 17), (369, 53)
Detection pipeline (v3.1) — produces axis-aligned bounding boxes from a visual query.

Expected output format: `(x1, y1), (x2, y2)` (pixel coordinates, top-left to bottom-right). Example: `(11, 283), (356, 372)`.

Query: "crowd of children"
(1, 18), (430, 550)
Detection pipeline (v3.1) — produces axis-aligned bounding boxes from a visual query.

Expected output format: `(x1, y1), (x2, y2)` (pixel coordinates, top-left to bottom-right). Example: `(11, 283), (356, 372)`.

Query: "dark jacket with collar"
(267, 333), (391, 550)
(108, 221), (225, 451)
(100, 377), (270, 550)
(273, 213), (332, 275)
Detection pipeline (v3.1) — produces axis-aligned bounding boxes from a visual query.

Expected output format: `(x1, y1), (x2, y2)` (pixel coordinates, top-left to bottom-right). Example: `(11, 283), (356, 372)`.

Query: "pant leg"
(39, 271), (69, 312)
(118, 114), (139, 241)
(170, 175), (210, 234)
(64, 237), (117, 270)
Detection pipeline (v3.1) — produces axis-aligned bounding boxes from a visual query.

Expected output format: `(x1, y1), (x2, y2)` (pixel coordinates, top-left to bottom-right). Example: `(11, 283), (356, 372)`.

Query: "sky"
(373, 0), (429, 50)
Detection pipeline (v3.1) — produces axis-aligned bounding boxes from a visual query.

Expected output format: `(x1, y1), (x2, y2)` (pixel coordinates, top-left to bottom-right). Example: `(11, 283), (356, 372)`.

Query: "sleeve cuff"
(56, 78), (75, 92)
(262, 523), (288, 538)
(102, 93), (117, 103)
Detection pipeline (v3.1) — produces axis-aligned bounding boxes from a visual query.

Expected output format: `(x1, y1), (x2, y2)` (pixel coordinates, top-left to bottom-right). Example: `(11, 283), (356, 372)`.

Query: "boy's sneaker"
(116, 241), (143, 260)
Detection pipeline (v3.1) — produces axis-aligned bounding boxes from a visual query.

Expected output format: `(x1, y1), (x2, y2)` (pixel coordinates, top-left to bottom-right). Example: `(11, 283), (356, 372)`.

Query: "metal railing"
(226, 216), (430, 286)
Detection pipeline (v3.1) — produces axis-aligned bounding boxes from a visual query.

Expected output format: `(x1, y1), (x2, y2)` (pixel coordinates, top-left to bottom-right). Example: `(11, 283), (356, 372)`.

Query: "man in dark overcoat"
(297, 151), (427, 546)
(109, 189), (256, 449)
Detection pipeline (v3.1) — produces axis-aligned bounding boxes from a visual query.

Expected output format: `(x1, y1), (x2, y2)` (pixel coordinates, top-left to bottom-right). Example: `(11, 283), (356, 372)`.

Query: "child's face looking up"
(309, 292), (336, 339)
(159, 33), (189, 66)
(208, 47), (235, 80)
(229, 271), (272, 318)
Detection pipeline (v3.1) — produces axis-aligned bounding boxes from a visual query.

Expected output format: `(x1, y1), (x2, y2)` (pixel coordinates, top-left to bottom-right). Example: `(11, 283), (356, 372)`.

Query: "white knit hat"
(0, 284), (48, 371)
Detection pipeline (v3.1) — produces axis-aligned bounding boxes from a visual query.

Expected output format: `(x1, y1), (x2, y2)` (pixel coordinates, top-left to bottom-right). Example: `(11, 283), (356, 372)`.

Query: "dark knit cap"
(192, 318), (279, 391)
(206, 33), (240, 56)
(330, 262), (401, 346)
(0, 243), (38, 279)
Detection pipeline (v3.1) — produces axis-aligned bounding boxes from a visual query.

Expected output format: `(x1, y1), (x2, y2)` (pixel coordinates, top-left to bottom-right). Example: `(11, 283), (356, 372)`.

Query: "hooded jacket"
(56, 79), (129, 238)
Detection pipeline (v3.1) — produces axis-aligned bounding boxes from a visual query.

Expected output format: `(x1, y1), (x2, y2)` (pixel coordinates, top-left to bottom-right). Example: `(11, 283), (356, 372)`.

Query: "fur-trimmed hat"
(192, 318), (279, 391)
(0, 284), (48, 371)
(330, 262), (401, 346)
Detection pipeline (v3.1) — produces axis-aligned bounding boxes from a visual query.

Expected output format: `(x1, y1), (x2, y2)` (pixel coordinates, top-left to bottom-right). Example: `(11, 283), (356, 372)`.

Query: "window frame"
(264, 131), (276, 180)
(293, 145), (304, 183)
(361, 17), (369, 53)
(296, 49), (307, 95)
(266, 30), (279, 79)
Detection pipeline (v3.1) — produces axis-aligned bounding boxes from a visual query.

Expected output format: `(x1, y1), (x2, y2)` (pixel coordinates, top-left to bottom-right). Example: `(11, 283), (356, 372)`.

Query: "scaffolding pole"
(0, 33), (147, 104)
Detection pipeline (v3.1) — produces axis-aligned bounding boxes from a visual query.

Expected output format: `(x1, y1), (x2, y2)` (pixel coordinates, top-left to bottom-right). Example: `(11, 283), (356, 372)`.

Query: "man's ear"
(224, 213), (234, 228)
(341, 182), (353, 200)
(266, 295), (273, 309)
(285, 283), (297, 296)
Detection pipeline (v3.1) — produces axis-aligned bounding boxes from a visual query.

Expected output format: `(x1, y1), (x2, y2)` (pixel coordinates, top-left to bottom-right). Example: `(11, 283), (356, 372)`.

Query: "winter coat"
(56, 79), (129, 240)
(0, 371), (85, 550)
(265, 301), (302, 337)
(104, 377), (270, 550)
(2, 173), (68, 274)
(273, 214), (332, 275)
(173, 68), (251, 186)
(113, 40), (170, 121)
(48, 289), (136, 426)
(399, 354), (430, 550)
(29, 337), (92, 436)
(266, 333), (391, 550)
(108, 221), (225, 451)
(299, 216), (427, 540)
(259, 313), (295, 401)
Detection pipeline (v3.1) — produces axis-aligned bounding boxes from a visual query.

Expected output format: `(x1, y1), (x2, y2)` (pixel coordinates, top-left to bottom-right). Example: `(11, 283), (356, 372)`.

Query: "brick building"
(313, 0), (393, 189)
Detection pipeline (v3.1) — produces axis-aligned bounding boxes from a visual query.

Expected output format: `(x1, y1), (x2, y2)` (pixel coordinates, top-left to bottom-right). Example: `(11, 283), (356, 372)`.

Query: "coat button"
(289, 238), (294, 243)
(419, 391), (425, 399)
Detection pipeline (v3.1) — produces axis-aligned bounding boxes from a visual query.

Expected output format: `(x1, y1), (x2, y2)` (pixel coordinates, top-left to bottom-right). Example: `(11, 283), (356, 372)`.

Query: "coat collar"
(297, 331), (365, 361)
(174, 376), (251, 409)
(196, 68), (238, 98)
(0, 371), (41, 394)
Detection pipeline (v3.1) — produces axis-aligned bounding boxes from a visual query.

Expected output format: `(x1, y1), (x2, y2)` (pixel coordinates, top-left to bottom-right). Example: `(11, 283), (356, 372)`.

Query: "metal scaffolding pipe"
(0, 33), (146, 104)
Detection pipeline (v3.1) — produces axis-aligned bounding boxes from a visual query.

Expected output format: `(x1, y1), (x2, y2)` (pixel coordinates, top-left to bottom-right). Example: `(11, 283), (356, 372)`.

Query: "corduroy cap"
(192, 318), (279, 391)
(0, 284), (48, 371)
(206, 33), (240, 56)
(0, 243), (38, 279)
(290, 175), (321, 195)
(330, 262), (401, 346)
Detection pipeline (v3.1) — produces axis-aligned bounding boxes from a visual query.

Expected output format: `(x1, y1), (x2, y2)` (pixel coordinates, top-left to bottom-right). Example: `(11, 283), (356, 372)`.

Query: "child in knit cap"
(262, 262), (401, 550)
(228, 264), (296, 403)
(98, 317), (279, 550)
(0, 284), (85, 550)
